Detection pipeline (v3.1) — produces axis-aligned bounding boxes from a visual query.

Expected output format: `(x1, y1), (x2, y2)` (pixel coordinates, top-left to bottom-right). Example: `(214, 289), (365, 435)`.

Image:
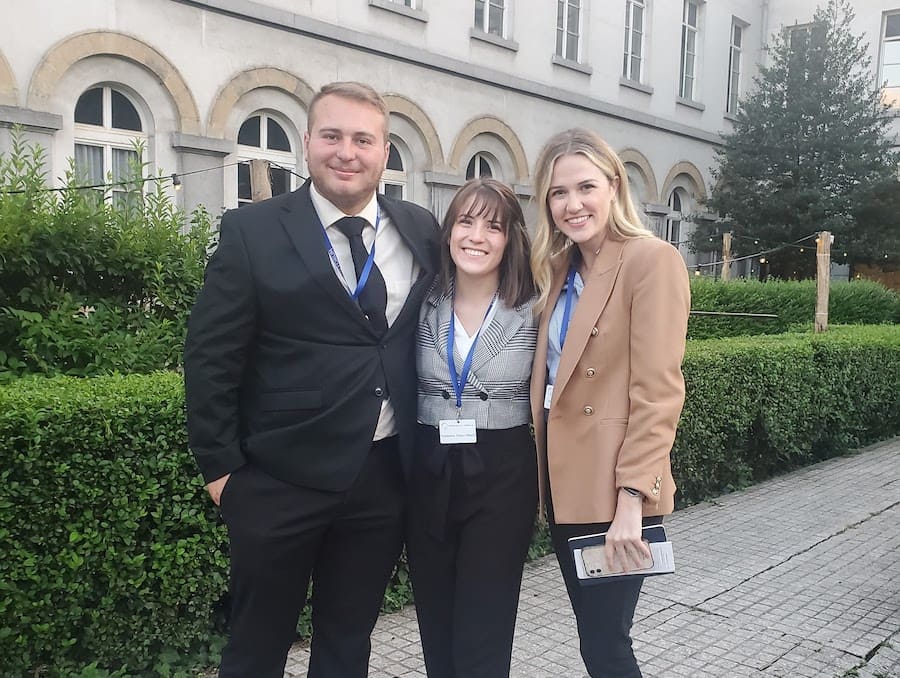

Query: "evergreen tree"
(695, 0), (899, 279)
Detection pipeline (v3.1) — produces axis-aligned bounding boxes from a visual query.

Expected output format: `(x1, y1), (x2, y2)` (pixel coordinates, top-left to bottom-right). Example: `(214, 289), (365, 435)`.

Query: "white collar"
(310, 182), (379, 231)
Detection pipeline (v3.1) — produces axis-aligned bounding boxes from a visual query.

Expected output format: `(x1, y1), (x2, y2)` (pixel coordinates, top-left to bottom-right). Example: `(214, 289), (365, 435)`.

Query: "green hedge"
(688, 278), (900, 339)
(1, 325), (898, 675)
(674, 325), (900, 503)
(0, 374), (228, 677)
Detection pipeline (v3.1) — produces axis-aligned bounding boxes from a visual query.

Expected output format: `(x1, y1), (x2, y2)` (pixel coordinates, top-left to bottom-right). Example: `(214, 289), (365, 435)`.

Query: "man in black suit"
(184, 81), (438, 677)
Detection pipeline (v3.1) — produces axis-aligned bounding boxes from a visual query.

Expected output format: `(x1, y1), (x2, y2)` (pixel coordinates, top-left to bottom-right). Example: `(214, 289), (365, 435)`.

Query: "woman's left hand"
(604, 489), (651, 573)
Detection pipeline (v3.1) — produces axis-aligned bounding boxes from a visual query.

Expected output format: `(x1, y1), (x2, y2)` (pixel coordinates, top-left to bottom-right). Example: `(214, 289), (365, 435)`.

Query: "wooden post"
(721, 232), (732, 281)
(250, 159), (272, 202)
(815, 231), (831, 333)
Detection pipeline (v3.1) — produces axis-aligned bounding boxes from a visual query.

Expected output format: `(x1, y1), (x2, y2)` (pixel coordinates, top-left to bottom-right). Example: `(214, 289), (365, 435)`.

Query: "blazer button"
(441, 390), (451, 400)
(374, 387), (384, 397)
(479, 392), (489, 401)
(585, 367), (596, 377)
(590, 326), (599, 336)
(583, 405), (594, 415)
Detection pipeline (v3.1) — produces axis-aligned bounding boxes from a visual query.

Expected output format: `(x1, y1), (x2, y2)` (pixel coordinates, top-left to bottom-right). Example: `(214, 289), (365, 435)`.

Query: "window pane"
(633, 31), (642, 56)
(112, 148), (139, 183)
(687, 2), (698, 27)
(270, 166), (289, 196)
(238, 116), (261, 147)
(384, 182), (404, 200)
(557, 0), (564, 31)
(488, 4), (503, 35)
(266, 118), (291, 152)
(74, 88), (103, 126)
(886, 14), (900, 38)
(686, 31), (696, 55)
(884, 41), (900, 66)
(479, 157), (492, 178)
(631, 56), (641, 80)
(567, 4), (579, 34)
(634, 6), (643, 32)
(238, 162), (252, 201)
(111, 90), (142, 132)
(387, 144), (404, 171)
(884, 63), (900, 86)
(466, 156), (477, 179)
(733, 25), (743, 47)
(566, 36), (578, 61)
(74, 144), (104, 183)
(557, 28), (565, 57)
(475, 0), (485, 30)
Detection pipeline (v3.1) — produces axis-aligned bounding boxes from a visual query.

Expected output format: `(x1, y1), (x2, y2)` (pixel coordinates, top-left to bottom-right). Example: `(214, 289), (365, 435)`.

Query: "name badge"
(439, 419), (477, 444)
(544, 384), (554, 410)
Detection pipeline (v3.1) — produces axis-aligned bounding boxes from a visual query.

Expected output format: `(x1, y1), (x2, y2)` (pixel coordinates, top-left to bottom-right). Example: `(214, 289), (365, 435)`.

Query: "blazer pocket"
(258, 389), (322, 411)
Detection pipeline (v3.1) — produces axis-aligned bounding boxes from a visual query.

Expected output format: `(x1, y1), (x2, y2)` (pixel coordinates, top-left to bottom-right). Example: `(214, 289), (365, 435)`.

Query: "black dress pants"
(548, 499), (663, 678)
(406, 424), (538, 678)
(217, 437), (405, 678)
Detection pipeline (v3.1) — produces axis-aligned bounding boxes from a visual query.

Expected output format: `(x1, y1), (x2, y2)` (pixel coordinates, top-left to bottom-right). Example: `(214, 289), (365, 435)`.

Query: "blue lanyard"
(323, 210), (381, 300)
(447, 292), (498, 414)
(559, 265), (577, 349)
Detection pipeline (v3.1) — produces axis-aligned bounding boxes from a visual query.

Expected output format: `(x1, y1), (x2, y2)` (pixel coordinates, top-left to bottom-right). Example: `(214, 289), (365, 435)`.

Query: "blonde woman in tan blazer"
(529, 129), (690, 677)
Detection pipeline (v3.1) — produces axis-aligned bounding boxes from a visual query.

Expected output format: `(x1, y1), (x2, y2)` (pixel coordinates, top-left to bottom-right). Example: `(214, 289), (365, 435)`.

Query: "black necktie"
(335, 216), (388, 335)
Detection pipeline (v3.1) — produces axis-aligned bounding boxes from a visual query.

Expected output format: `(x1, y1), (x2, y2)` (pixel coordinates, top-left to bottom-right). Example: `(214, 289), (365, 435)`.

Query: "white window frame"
(557, 0), (582, 62)
(666, 189), (686, 248)
(236, 112), (297, 206)
(466, 152), (496, 180)
(475, 0), (506, 38)
(380, 139), (407, 200)
(881, 12), (900, 108)
(623, 0), (645, 82)
(679, 0), (701, 101)
(73, 86), (147, 206)
(727, 20), (744, 114)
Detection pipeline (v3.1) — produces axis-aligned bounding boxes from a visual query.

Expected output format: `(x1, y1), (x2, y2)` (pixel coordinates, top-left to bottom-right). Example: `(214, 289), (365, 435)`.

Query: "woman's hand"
(604, 489), (651, 573)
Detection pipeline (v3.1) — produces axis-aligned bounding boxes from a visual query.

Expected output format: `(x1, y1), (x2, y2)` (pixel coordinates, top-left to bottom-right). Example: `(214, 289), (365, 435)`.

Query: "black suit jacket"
(184, 180), (439, 492)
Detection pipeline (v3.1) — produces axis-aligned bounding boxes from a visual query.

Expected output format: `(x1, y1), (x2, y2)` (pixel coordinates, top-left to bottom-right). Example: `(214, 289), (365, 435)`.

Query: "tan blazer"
(530, 233), (690, 524)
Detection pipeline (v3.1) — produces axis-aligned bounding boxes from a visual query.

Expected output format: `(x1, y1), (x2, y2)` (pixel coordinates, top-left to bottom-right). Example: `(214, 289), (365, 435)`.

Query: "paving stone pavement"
(283, 438), (900, 677)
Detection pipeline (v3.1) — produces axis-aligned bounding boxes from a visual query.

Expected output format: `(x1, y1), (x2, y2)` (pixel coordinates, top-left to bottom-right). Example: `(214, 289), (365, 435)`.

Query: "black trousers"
(406, 424), (538, 678)
(217, 437), (405, 678)
(548, 498), (663, 678)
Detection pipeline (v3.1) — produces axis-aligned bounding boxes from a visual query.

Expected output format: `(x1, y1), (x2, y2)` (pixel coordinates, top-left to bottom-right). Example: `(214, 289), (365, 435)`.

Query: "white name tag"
(439, 419), (477, 444)
(544, 384), (554, 410)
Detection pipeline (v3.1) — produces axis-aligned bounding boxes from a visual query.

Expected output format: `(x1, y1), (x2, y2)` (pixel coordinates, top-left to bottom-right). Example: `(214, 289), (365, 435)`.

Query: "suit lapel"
(470, 301), (525, 375)
(553, 237), (626, 400)
(278, 182), (370, 327)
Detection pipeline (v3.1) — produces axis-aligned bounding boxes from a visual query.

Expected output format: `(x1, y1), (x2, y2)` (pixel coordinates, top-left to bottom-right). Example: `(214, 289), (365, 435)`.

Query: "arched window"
(666, 189), (685, 247)
(381, 142), (406, 200)
(236, 113), (296, 206)
(465, 152), (494, 180)
(73, 86), (146, 206)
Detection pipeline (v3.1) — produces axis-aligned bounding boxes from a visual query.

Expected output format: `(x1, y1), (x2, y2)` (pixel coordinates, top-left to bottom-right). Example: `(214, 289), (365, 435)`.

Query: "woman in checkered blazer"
(407, 178), (538, 678)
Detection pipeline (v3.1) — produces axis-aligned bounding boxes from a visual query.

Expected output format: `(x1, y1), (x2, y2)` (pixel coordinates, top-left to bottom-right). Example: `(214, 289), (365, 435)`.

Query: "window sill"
(619, 77), (653, 95)
(723, 111), (739, 123)
(469, 28), (519, 52)
(676, 97), (706, 112)
(552, 55), (592, 76)
(368, 0), (428, 23)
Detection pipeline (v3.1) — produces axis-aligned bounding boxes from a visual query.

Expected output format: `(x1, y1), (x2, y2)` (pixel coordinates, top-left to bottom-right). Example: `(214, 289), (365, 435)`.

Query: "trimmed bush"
(0, 374), (227, 677)
(1, 325), (898, 675)
(674, 325), (900, 504)
(688, 277), (899, 339)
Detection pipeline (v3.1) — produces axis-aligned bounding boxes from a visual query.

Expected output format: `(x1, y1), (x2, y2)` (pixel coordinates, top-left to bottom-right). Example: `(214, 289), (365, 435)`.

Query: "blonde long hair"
(530, 128), (653, 314)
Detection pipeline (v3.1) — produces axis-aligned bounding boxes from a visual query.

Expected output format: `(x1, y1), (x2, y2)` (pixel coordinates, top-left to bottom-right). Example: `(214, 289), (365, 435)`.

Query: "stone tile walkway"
(284, 438), (900, 677)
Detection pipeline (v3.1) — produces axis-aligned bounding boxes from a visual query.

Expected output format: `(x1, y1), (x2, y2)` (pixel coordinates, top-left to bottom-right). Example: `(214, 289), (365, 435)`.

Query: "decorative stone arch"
(383, 94), (443, 169)
(448, 116), (528, 182)
(661, 161), (707, 201)
(618, 148), (659, 203)
(0, 51), (18, 106)
(208, 67), (314, 139)
(27, 31), (200, 134)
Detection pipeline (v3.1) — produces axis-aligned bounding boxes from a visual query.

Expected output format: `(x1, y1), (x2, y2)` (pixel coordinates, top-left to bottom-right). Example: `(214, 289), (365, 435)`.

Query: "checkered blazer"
(416, 282), (537, 429)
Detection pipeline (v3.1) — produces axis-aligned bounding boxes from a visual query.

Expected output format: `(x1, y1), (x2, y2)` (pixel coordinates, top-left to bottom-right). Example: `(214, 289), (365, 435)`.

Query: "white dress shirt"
(309, 183), (420, 440)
